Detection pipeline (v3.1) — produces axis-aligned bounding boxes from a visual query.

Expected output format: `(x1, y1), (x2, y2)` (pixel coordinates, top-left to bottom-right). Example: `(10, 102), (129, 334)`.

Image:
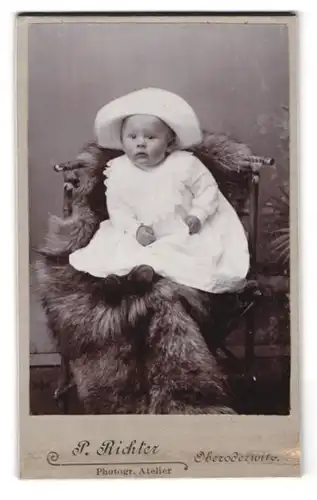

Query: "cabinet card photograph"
(17, 13), (300, 478)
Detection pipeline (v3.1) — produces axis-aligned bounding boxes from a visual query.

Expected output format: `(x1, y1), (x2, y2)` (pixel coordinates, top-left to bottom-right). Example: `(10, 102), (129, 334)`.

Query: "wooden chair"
(204, 164), (265, 370)
(48, 137), (274, 412)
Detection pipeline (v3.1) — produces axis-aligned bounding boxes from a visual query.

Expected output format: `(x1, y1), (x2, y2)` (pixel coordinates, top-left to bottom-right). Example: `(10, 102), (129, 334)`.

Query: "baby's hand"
(136, 225), (156, 246)
(185, 215), (202, 235)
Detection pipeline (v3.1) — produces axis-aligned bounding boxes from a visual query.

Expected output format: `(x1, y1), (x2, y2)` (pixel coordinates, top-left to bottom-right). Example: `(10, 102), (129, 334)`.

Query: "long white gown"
(69, 150), (250, 293)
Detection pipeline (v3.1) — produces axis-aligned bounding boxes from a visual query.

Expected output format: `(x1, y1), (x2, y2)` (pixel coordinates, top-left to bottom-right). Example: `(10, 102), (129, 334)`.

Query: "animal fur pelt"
(34, 133), (262, 414)
(35, 257), (234, 414)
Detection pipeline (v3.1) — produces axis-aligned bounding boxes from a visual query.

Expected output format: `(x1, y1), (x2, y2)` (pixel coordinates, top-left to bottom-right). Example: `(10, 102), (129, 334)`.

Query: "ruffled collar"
(103, 150), (193, 181)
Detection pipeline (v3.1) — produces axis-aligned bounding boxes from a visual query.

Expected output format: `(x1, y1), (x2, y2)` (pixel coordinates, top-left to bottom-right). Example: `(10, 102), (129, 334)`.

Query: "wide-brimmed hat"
(94, 87), (203, 150)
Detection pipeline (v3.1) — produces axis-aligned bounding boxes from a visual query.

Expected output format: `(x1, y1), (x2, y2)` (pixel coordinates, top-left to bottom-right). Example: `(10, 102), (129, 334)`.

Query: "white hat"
(94, 87), (203, 150)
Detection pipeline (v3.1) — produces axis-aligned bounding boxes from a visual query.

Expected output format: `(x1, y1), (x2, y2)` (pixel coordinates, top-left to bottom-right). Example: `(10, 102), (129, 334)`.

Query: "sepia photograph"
(27, 17), (292, 416)
(17, 13), (299, 479)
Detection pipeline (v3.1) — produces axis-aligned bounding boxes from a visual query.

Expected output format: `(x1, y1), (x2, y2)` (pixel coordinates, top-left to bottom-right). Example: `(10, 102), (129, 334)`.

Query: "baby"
(122, 114), (201, 247)
(69, 88), (250, 293)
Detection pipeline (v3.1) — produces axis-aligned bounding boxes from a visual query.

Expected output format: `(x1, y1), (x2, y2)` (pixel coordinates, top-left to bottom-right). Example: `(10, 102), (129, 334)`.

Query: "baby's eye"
(147, 136), (155, 140)
(129, 133), (137, 139)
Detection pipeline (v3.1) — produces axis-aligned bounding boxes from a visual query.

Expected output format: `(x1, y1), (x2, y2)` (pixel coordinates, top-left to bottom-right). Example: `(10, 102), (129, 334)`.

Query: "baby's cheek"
(154, 143), (168, 159)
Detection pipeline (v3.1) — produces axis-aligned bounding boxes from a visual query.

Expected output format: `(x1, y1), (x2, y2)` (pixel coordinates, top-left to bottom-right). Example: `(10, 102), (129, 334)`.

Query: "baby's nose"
(136, 137), (146, 147)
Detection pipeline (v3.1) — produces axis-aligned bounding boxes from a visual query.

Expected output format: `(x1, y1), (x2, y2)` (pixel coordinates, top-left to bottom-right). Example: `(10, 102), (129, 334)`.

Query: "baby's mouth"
(135, 152), (148, 158)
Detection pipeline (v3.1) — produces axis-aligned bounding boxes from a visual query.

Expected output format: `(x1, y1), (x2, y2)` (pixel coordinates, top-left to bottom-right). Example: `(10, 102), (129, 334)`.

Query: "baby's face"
(121, 115), (174, 168)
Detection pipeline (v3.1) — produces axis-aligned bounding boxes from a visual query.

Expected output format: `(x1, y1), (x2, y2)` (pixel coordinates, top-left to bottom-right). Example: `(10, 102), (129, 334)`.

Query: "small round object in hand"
(136, 225), (156, 246)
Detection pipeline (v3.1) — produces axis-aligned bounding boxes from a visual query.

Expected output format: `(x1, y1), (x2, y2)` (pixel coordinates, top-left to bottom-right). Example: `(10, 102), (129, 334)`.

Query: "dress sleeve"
(186, 156), (219, 224)
(106, 184), (141, 236)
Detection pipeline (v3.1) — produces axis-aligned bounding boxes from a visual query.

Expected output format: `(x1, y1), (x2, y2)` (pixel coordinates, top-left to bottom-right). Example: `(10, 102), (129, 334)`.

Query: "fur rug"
(34, 134), (257, 414)
(35, 258), (235, 414)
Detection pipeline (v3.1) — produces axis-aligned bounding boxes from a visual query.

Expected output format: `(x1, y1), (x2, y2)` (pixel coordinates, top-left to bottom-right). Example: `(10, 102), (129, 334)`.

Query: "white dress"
(69, 150), (250, 293)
